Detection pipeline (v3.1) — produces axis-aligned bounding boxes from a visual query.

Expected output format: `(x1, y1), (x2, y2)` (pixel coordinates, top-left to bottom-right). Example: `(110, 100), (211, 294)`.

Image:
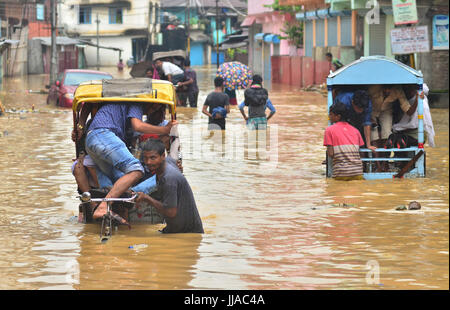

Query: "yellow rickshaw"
(72, 78), (180, 242)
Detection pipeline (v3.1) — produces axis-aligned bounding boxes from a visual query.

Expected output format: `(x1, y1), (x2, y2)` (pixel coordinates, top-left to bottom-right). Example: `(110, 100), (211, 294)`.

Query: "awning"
(189, 32), (211, 43)
(35, 36), (81, 46)
(305, 11), (318, 20)
(264, 34), (280, 44)
(241, 16), (256, 27)
(296, 9), (352, 20)
(254, 33), (265, 41)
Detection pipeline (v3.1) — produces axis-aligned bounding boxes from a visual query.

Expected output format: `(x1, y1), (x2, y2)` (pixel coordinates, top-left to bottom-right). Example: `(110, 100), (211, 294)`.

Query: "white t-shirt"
(392, 84), (435, 147)
(161, 62), (184, 76)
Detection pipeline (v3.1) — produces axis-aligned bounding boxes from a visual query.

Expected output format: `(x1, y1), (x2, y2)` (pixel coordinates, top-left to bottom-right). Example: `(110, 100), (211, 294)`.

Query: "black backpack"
(244, 87), (268, 107)
(385, 133), (418, 149)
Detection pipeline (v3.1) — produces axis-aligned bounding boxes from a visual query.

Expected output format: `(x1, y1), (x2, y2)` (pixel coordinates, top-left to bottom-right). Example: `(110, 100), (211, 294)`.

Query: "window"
(79, 7), (91, 24)
(36, 3), (45, 21)
(109, 7), (123, 24)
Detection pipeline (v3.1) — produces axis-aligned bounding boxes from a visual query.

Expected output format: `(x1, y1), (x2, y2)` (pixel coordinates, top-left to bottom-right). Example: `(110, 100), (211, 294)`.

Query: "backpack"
(385, 133), (418, 149)
(244, 87), (268, 107)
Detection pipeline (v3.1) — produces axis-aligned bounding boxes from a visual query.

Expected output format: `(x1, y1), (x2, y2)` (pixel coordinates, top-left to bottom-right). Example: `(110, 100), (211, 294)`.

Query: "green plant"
(264, 1), (303, 48)
(264, 0), (302, 13)
(280, 21), (303, 48)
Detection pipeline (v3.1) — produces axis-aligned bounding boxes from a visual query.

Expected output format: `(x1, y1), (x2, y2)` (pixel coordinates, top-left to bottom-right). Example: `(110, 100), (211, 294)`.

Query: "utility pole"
(96, 14), (100, 70)
(50, 0), (58, 84)
(215, 0), (219, 68)
(186, 0), (190, 58)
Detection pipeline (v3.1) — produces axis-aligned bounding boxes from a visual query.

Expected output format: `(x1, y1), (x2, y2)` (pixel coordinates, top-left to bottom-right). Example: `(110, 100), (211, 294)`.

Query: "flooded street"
(0, 66), (448, 290)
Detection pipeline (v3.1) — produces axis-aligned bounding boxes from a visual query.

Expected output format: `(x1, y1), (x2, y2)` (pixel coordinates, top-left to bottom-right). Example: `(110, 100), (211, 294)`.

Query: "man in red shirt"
(324, 102), (365, 180)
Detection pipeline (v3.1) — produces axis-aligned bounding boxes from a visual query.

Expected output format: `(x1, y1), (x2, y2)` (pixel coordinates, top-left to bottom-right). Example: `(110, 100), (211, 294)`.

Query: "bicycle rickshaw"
(326, 56), (426, 180)
(72, 78), (179, 241)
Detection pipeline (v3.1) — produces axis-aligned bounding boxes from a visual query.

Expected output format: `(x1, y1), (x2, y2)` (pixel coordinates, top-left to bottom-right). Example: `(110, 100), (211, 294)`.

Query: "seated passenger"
(324, 102), (365, 180)
(334, 89), (375, 151)
(391, 83), (435, 147)
(368, 84), (412, 148)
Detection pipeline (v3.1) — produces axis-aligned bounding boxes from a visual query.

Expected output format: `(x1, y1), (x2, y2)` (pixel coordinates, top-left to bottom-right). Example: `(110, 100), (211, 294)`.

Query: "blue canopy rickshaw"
(326, 56), (426, 180)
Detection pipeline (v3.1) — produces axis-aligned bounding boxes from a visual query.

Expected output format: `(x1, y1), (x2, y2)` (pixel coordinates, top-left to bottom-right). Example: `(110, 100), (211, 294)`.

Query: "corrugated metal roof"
(160, 0), (247, 9)
(34, 36), (81, 46)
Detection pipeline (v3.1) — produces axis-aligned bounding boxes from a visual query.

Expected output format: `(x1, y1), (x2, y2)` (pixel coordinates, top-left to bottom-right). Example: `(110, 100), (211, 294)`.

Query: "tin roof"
(327, 56), (423, 86)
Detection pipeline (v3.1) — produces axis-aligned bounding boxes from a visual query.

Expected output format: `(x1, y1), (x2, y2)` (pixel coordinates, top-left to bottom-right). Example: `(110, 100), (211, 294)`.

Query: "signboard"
(392, 0), (418, 25)
(390, 26), (430, 54)
(432, 15), (449, 50)
(36, 4), (45, 21)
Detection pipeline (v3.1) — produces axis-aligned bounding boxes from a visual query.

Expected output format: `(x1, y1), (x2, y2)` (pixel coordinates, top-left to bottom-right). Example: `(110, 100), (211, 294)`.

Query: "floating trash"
(128, 244), (148, 251)
(395, 205), (407, 211)
(331, 203), (356, 208)
(408, 201), (421, 210)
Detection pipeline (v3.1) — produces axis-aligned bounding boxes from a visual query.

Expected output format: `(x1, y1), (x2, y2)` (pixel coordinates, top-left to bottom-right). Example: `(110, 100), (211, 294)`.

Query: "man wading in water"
(135, 139), (204, 234)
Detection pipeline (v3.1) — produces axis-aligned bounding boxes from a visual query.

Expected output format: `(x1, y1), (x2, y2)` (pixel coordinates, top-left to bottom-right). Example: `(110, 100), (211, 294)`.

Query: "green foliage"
(263, 1), (304, 48)
(226, 48), (248, 60)
(264, 0), (302, 13)
(280, 21), (304, 48)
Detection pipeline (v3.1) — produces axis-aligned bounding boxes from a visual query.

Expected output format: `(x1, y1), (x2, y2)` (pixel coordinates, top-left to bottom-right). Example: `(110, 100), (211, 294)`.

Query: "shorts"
(247, 117), (267, 130)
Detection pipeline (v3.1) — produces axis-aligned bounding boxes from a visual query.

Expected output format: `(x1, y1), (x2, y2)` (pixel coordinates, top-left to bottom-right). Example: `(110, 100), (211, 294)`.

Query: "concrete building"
(60, 0), (161, 67)
(1, 0), (53, 76)
(241, 0), (302, 86)
(160, 0), (246, 66)
(279, 0), (449, 104)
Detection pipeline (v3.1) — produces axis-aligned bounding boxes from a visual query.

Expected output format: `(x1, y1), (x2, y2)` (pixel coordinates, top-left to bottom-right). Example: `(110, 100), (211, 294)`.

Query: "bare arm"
(73, 104), (93, 141)
(364, 125), (376, 151)
(130, 117), (176, 135)
(180, 78), (193, 87)
(327, 145), (334, 158)
(406, 92), (421, 116)
(266, 111), (275, 120)
(136, 193), (177, 218)
(239, 107), (248, 121)
(202, 104), (212, 118)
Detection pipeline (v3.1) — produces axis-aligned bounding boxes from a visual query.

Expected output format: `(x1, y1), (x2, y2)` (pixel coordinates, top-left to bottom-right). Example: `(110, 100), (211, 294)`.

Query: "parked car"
(47, 69), (113, 108)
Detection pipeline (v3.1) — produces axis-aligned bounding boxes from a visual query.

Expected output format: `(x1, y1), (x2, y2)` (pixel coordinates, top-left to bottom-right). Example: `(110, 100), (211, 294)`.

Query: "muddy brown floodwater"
(0, 66), (448, 290)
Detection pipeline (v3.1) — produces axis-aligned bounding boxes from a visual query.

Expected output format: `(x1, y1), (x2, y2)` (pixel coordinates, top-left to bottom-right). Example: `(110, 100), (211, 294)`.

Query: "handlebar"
(79, 192), (138, 203)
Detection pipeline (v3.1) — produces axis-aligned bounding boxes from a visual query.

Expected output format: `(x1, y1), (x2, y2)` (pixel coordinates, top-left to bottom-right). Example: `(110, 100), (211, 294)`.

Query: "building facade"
(1, 0), (53, 76)
(242, 0), (302, 87)
(60, 0), (161, 67)
(160, 0), (247, 66)
(278, 0), (449, 98)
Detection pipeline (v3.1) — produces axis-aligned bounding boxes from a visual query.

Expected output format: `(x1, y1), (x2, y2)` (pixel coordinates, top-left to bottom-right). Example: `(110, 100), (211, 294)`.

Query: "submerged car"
(47, 69), (113, 108)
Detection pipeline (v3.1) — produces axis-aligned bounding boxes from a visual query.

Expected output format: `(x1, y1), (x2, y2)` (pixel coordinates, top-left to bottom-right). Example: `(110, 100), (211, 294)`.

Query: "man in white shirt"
(154, 59), (185, 86)
(392, 84), (435, 147)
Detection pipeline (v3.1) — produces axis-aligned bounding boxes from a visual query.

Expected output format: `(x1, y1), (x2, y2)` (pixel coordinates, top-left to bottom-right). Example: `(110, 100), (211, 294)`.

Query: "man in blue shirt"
(334, 89), (376, 151)
(75, 102), (176, 220)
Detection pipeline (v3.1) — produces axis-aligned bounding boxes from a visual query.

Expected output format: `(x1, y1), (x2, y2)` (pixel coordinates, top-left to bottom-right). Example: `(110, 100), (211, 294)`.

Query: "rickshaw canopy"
(72, 78), (177, 115)
(327, 56), (424, 86)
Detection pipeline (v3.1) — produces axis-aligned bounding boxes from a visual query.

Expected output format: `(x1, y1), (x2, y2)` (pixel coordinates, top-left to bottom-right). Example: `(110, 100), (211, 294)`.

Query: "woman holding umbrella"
(216, 62), (252, 106)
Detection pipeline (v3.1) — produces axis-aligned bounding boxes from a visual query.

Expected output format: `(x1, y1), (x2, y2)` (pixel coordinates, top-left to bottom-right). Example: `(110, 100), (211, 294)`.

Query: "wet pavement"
(0, 66), (448, 289)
